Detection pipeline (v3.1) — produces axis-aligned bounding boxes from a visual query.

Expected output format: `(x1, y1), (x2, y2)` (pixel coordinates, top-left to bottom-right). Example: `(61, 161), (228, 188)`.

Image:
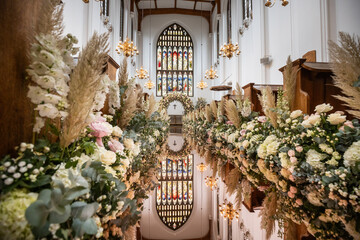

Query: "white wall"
(140, 14), (214, 115)
(140, 136), (212, 239)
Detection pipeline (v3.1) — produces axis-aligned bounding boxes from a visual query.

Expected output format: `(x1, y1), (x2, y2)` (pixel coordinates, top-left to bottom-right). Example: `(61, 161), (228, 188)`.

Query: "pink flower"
(258, 116), (267, 123)
(290, 157), (297, 163)
(226, 121), (234, 125)
(108, 138), (124, 153)
(207, 138), (212, 143)
(240, 129), (247, 136)
(288, 191), (295, 198)
(295, 146), (303, 153)
(296, 199), (303, 206)
(290, 186), (297, 194)
(289, 175), (295, 182)
(89, 121), (112, 147)
(340, 120), (354, 131)
(289, 166), (295, 173)
(288, 149), (295, 157)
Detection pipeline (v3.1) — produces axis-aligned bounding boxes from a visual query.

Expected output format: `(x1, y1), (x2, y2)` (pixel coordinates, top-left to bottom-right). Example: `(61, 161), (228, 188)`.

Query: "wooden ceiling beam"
(216, 0), (220, 14)
(175, 0), (177, 8)
(154, 0), (158, 9)
(193, 0), (197, 10)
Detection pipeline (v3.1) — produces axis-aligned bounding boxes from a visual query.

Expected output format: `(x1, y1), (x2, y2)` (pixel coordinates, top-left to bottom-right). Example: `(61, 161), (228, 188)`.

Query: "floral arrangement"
(195, 97), (207, 110)
(0, 2), (169, 240)
(165, 138), (193, 159)
(159, 92), (194, 114)
(183, 34), (360, 239)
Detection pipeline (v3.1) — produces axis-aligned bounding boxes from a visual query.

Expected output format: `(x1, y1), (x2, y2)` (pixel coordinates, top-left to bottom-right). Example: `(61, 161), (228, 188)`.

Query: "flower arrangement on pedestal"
(0, 2), (169, 240)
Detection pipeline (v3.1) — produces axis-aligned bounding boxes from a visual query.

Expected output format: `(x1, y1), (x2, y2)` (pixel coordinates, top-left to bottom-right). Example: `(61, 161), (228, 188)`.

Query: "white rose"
(242, 140), (249, 149)
(112, 126), (123, 137)
(315, 103), (333, 114)
(327, 113), (346, 125)
(123, 138), (135, 151)
(290, 110), (303, 119)
(344, 140), (360, 167)
(246, 123), (255, 131)
(307, 114), (321, 125)
(100, 149), (117, 165)
(301, 120), (312, 128)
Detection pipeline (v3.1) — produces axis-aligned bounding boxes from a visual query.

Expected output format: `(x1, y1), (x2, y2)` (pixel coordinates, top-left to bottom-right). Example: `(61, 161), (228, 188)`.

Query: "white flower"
(327, 113), (346, 125)
(32, 169), (39, 175)
(306, 149), (327, 170)
(13, 173), (21, 179)
(27, 164), (33, 169)
(18, 161), (26, 167)
(123, 138), (135, 151)
(257, 135), (280, 159)
(279, 152), (291, 168)
(4, 162), (11, 167)
(315, 103), (333, 114)
(35, 103), (59, 119)
(344, 140), (360, 167)
(306, 192), (324, 206)
(227, 133), (237, 144)
(307, 114), (321, 125)
(7, 166), (16, 173)
(112, 126), (123, 137)
(1, 174), (7, 179)
(27, 86), (48, 104)
(301, 120), (312, 128)
(98, 148), (117, 165)
(19, 167), (28, 173)
(290, 110), (303, 119)
(242, 140), (249, 149)
(319, 143), (333, 155)
(33, 117), (45, 133)
(4, 178), (14, 185)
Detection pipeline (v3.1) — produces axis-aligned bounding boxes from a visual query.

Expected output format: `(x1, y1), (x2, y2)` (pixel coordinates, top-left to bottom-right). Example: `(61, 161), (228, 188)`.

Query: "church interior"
(1, 0), (360, 239)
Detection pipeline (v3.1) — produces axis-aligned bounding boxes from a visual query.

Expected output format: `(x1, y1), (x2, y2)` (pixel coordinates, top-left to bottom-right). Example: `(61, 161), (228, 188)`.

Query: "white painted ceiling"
(138, 0), (214, 11)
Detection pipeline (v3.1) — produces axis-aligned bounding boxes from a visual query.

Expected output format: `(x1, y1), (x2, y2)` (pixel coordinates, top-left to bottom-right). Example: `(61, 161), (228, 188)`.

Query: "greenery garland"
(159, 92), (194, 114)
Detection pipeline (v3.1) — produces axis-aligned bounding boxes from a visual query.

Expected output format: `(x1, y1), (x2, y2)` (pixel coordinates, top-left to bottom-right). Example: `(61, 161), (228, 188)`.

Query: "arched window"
(227, 0), (232, 42)
(156, 24), (194, 97)
(119, 0), (124, 40)
(156, 155), (194, 230)
(100, 0), (109, 17)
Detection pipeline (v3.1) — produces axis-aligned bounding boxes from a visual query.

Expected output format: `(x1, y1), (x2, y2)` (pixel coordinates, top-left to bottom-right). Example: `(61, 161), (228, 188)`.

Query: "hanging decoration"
(159, 92), (194, 114)
(205, 66), (218, 80)
(219, 41), (240, 59)
(116, 37), (139, 57)
(135, 66), (149, 80)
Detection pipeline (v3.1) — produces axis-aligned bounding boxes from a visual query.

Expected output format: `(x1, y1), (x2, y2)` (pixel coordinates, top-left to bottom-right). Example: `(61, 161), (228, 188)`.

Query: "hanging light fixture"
(196, 5), (208, 90)
(196, 162), (207, 172)
(116, 37), (139, 57)
(205, 66), (218, 80)
(144, 79), (155, 90)
(196, 79), (208, 90)
(205, 176), (218, 191)
(265, 0), (289, 7)
(219, 40), (240, 59)
(219, 201), (239, 222)
(135, 66), (149, 80)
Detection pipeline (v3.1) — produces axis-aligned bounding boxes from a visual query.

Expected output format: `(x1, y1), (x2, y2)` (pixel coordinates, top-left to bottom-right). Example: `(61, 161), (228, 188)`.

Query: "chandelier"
(265, 0), (289, 7)
(219, 41), (240, 59)
(205, 66), (218, 80)
(196, 162), (207, 172)
(205, 176), (218, 190)
(144, 79), (155, 90)
(196, 79), (208, 90)
(219, 201), (239, 222)
(116, 38), (139, 57)
(135, 66), (149, 80)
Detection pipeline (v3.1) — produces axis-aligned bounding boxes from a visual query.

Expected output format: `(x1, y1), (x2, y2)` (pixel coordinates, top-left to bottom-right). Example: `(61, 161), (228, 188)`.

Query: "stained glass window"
(156, 155), (194, 230)
(156, 24), (194, 97)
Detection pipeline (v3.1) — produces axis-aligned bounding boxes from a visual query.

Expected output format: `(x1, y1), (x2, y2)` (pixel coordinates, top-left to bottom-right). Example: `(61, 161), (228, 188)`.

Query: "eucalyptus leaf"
(49, 205), (71, 224)
(63, 186), (89, 201)
(25, 201), (49, 227)
(37, 189), (52, 205)
(31, 222), (50, 238)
